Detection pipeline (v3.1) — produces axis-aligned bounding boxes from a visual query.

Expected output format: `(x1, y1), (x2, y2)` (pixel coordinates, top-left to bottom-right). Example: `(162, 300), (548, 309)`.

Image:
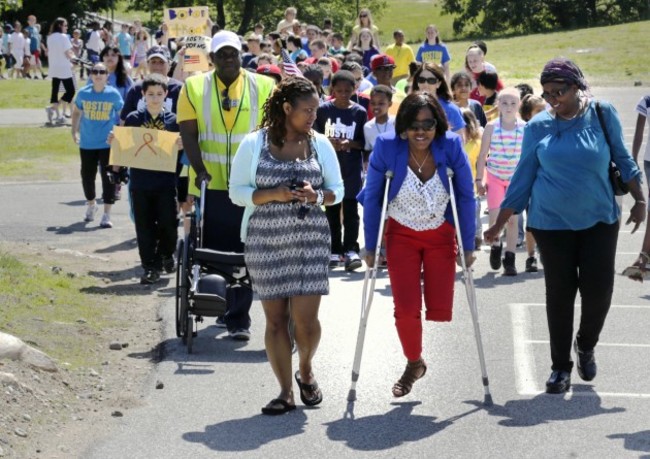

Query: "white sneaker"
(84, 203), (99, 222)
(45, 106), (54, 124)
(344, 251), (362, 272)
(99, 213), (113, 228)
(329, 253), (342, 268)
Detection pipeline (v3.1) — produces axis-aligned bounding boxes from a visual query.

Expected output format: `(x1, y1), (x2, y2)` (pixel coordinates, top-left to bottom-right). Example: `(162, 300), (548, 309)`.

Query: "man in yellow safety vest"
(178, 30), (275, 341)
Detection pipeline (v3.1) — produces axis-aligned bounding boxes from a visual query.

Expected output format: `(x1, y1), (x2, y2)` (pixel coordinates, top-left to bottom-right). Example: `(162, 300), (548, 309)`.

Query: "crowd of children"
(3, 6), (647, 285)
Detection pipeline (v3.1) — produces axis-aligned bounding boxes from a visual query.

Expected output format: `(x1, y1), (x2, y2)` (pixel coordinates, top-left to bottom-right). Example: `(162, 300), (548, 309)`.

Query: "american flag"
(280, 48), (302, 77)
(184, 54), (201, 65)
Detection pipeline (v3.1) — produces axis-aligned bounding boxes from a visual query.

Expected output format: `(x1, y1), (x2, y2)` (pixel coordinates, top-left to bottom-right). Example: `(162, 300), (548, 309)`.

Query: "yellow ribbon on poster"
(183, 35), (211, 72)
(164, 6), (210, 38)
(110, 126), (179, 172)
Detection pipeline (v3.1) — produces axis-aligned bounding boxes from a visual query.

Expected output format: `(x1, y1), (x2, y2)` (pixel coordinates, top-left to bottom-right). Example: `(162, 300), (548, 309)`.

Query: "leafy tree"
(441, 0), (649, 36)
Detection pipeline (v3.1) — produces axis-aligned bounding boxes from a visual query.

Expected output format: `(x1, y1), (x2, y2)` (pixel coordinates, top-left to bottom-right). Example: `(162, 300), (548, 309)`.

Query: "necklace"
(409, 150), (429, 173)
(375, 119), (389, 134)
(498, 120), (520, 156)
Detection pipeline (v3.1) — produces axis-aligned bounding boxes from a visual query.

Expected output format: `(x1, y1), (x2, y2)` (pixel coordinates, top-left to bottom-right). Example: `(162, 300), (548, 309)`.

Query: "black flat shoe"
(261, 398), (296, 415)
(545, 370), (571, 394)
(574, 339), (597, 381)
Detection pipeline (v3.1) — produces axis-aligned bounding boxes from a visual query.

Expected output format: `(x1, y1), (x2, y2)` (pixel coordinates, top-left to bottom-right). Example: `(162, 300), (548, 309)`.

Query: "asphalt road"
(1, 87), (649, 458)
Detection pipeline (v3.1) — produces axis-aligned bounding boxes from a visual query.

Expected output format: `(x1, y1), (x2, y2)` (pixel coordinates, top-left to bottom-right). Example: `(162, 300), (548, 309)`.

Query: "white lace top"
(387, 167), (450, 231)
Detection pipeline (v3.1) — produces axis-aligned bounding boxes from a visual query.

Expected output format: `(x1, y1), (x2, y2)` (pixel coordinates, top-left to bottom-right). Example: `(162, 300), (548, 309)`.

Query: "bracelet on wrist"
(315, 189), (324, 206)
(635, 200), (647, 204)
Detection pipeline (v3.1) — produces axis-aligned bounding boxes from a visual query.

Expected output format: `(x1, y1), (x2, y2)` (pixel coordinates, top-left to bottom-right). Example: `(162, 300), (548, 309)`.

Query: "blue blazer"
(357, 131), (476, 252)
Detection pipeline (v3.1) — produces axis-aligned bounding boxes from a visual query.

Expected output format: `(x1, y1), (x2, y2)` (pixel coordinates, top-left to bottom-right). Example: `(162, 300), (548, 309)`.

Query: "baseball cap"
(256, 64), (282, 82)
(211, 30), (242, 53)
(370, 54), (396, 72)
(146, 45), (170, 62)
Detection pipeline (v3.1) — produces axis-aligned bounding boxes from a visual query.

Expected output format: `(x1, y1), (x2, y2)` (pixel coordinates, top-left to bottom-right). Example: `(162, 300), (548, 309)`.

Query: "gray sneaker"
(229, 328), (251, 341)
(99, 213), (113, 228)
(45, 106), (54, 124)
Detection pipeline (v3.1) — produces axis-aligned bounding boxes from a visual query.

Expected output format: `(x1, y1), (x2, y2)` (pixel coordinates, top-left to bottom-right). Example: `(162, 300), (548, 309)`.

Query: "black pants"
(50, 77), (75, 104)
(79, 148), (115, 204)
(325, 198), (360, 254)
(531, 221), (619, 372)
(202, 189), (252, 331)
(131, 188), (178, 270)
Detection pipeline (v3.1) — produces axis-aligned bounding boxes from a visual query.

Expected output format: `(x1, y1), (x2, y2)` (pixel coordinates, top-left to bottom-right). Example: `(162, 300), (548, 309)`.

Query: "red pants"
(385, 218), (457, 361)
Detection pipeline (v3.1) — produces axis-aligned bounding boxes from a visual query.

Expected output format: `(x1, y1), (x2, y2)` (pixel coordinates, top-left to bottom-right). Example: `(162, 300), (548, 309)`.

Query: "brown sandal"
(392, 358), (427, 397)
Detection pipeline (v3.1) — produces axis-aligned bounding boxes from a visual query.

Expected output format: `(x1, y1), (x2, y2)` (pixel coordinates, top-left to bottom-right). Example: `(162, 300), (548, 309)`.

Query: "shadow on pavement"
(80, 277), (171, 296)
(59, 200), (87, 207)
(46, 222), (103, 235)
(324, 401), (458, 450)
(182, 410), (307, 451)
(607, 429), (650, 457)
(465, 384), (625, 427)
(94, 238), (138, 253)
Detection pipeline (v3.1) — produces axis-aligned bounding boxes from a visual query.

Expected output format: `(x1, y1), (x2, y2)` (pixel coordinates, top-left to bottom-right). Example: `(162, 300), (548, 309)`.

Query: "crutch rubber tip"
(347, 389), (357, 402)
(484, 393), (494, 407)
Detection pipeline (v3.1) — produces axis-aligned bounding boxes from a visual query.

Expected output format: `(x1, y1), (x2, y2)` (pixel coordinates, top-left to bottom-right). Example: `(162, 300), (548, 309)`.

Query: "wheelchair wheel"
(186, 315), (194, 353)
(175, 238), (184, 338)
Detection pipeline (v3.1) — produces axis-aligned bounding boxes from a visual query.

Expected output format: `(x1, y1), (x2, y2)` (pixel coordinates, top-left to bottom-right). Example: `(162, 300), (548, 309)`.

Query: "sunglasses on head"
(407, 119), (437, 131)
(221, 89), (232, 111)
(417, 76), (438, 85)
(91, 69), (107, 75)
(541, 84), (571, 101)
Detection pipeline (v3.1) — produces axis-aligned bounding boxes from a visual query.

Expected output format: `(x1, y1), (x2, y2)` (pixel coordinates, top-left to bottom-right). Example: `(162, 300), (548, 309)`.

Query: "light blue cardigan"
(229, 128), (345, 242)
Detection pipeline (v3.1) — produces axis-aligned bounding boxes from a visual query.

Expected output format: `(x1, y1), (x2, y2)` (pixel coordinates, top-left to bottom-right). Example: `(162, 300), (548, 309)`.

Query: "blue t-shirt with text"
(75, 85), (124, 150)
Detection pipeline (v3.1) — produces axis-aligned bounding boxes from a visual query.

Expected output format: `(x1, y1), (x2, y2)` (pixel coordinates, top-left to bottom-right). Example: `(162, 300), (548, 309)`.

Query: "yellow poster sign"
(164, 6), (210, 38)
(109, 126), (179, 173)
(183, 35), (211, 72)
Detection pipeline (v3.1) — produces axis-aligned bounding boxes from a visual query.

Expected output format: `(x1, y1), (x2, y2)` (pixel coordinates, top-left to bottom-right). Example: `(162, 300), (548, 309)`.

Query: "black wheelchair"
(175, 182), (251, 353)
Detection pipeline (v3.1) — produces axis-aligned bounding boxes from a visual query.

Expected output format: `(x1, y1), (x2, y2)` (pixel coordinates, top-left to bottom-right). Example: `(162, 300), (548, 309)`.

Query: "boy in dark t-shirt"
(314, 70), (367, 271)
(113, 74), (181, 284)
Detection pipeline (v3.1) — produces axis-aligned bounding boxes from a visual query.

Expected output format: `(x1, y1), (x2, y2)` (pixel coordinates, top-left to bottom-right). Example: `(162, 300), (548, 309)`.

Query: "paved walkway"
(0, 108), (51, 126)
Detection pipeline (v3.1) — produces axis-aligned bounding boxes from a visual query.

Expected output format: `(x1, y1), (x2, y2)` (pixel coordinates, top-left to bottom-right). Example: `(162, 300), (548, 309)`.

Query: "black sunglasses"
(407, 119), (437, 131)
(221, 89), (231, 111)
(417, 76), (438, 85)
(91, 69), (108, 75)
(359, 14), (368, 17)
(541, 84), (571, 101)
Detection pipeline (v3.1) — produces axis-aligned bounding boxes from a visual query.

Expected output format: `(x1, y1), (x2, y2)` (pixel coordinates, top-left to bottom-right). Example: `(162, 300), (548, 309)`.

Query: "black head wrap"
(540, 57), (589, 91)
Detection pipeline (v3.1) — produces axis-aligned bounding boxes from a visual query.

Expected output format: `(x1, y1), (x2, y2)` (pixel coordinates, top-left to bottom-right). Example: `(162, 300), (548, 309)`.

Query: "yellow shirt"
(465, 137), (481, 192)
(384, 43), (416, 79)
(177, 69), (246, 130)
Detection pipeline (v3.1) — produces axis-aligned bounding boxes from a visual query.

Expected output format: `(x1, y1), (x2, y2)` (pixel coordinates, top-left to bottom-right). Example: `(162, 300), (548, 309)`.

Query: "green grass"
(442, 20), (650, 87)
(375, 0), (456, 43)
(0, 126), (78, 180)
(0, 79), (51, 109)
(0, 252), (117, 368)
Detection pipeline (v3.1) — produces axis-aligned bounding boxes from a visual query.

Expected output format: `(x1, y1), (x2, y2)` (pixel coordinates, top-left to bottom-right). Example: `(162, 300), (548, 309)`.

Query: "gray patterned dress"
(244, 137), (331, 300)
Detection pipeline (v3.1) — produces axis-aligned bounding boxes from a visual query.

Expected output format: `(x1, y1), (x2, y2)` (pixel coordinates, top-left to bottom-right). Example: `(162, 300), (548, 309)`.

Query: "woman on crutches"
(358, 92), (476, 397)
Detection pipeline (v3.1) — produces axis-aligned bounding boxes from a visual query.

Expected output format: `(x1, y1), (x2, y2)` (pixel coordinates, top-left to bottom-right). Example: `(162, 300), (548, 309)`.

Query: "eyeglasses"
(407, 120), (437, 131)
(91, 69), (108, 75)
(375, 66), (393, 72)
(221, 89), (231, 111)
(541, 84), (571, 101)
(417, 76), (438, 85)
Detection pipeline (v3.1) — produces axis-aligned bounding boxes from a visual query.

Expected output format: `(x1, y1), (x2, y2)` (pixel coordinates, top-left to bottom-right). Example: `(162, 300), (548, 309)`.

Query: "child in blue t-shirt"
(416, 24), (451, 81)
(71, 62), (124, 229)
(110, 73), (181, 284)
(314, 70), (367, 271)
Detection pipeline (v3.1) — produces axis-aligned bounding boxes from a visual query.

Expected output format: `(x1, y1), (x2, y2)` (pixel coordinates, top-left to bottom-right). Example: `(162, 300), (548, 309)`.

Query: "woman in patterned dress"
(358, 92), (476, 398)
(230, 77), (344, 415)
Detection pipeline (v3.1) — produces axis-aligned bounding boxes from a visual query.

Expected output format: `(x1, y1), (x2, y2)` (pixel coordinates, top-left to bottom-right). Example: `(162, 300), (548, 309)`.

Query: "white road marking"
(525, 340), (650, 348)
(510, 303), (650, 399)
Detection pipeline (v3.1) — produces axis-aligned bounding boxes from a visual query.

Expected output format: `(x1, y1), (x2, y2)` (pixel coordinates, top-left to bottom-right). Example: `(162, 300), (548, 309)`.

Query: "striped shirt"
(486, 118), (525, 181)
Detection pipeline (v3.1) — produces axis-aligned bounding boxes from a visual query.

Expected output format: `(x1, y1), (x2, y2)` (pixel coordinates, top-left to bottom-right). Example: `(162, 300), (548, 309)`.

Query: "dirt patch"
(0, 241), (169, 458)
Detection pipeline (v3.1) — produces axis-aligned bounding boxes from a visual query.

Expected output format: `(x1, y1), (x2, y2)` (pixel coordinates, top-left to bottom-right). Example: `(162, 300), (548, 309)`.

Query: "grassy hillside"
(375, 0), (456, 43)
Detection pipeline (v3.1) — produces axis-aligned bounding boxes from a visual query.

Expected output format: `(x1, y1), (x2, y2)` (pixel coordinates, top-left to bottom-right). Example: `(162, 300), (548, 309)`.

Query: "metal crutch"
(447, 169), (493, 406)
(347, 170), (394, 402)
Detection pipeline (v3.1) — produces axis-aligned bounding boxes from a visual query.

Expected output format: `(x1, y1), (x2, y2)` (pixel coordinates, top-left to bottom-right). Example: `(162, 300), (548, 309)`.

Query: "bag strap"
(594, 101), (613, 161)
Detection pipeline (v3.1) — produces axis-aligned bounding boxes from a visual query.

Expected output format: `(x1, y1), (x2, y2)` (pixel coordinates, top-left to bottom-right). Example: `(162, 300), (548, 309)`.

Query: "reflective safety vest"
(185, 70), (274, 194)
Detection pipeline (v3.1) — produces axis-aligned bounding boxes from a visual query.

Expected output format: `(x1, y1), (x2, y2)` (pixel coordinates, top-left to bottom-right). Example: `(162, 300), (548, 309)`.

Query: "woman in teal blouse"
(484, 58), (646, 394)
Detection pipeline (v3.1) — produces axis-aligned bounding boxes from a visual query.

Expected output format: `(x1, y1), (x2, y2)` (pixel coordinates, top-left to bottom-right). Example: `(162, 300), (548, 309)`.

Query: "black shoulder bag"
(595, 101), (629, 196)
